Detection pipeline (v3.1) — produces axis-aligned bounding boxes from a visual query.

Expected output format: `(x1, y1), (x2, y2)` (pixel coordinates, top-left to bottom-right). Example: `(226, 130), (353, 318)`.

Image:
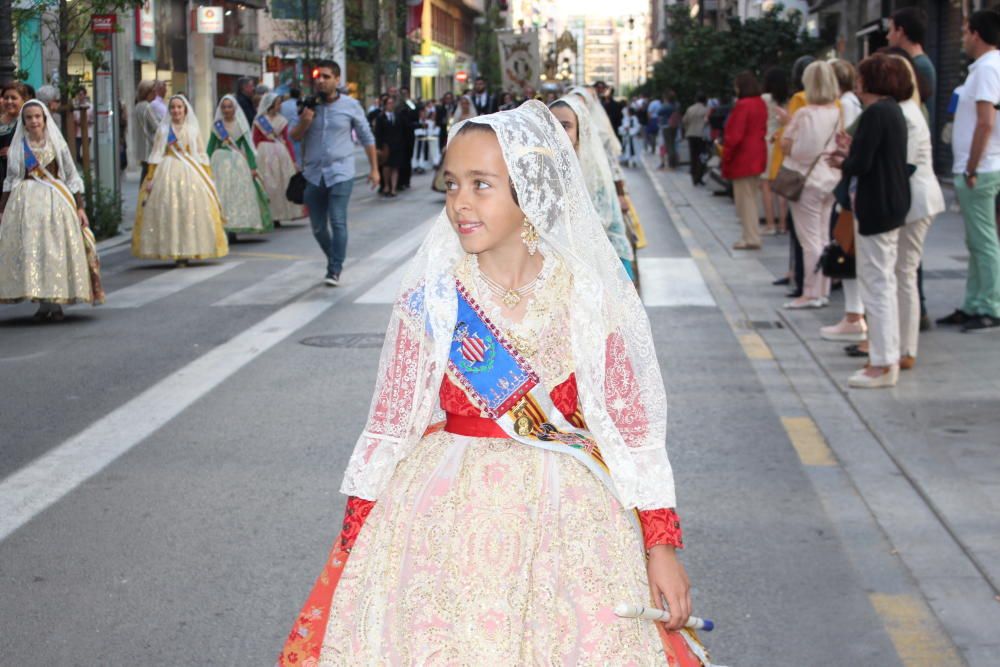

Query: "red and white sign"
(196, 6), (224, 34)
(91, 14), (117, 34)
(455, 70), (468, 83)
(136, 1), (155, 47)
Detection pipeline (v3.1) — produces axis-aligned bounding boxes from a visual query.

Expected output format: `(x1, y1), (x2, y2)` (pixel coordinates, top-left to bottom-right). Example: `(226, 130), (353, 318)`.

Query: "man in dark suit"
(397, 86), (418, 190)
(435, 91), (456, 155)
(471, 77), (495, 115)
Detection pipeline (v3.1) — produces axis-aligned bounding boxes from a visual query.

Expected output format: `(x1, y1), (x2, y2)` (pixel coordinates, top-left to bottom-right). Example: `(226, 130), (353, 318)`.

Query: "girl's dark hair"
(734, 71), (762, 98)
(858, 53), (915, 102)
(453, 122), (519, 204)
(548, 100), (572, 113)
(763, 67), (790, 105)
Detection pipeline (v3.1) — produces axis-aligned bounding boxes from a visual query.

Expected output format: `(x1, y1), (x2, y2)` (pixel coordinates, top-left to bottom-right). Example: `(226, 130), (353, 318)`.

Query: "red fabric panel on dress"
(439, 372), (581, 418)
(639, 508), (684, 550)
(277, 496), (374, 665)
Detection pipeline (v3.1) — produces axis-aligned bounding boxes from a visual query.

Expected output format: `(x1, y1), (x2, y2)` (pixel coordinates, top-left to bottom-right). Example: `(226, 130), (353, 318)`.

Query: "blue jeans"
(304, 178), (354, 276)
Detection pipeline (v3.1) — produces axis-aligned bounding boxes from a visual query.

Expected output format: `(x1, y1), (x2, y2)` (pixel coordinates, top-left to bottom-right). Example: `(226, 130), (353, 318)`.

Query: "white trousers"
(845, 216), (933, 357)
(789, 185), (833, 299)
(896, 216), (933, 357)
(857, 228), (901, 367)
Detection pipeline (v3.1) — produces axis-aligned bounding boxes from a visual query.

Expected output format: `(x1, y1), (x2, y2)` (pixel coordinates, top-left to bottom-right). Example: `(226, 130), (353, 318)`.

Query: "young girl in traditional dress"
(252, 93), (303, 224)
(132, 95), (228, 264)
(0, 100), (103, 320)
(278, 102), (717, 666)
(208, 94), (272, 238)
(550, 95), (637, 281)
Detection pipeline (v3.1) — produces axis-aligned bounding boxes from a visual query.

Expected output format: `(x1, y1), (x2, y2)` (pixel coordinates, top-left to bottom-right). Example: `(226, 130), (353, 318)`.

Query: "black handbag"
(286, 172), (306, 205)
(818, 241), (855, 279)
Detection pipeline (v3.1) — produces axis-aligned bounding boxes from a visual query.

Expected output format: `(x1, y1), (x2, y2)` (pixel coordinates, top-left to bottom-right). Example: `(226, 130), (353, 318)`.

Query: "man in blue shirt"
(291, 60), (380, 286)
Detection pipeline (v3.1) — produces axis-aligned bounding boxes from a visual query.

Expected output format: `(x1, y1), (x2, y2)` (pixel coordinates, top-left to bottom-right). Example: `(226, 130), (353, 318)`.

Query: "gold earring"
(520, 217), (539, 255)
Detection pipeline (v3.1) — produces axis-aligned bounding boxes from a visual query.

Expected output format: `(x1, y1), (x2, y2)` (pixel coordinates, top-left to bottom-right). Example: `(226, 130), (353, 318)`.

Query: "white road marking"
(103, 261), (242, 309)
(0, 225), (431, 543)
(213, 260), (326, 306)
(354, 263), (409, 304)
(639, 257), (717, 307)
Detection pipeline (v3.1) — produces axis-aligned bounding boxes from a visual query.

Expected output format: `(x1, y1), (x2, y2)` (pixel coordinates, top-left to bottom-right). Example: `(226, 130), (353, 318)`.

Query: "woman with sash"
(252, 92), (303, 224)
(550, 95), (637, 281)
(0, 100), (103, 319)
(132, 95), (228, 264)
(207, 94), (273, 238)
(278, 102), (717, 666)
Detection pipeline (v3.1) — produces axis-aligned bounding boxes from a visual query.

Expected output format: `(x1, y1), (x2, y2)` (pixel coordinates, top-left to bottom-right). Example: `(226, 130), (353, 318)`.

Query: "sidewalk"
(642, 158), (1000, 664)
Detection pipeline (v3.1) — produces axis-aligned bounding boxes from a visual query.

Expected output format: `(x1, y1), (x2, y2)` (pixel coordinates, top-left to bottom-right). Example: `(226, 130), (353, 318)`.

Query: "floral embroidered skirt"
(280, 430), (705, 666)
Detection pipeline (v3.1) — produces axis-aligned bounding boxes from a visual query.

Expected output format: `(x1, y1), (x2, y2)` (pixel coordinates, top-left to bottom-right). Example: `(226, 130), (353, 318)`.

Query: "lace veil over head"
(569, 85), (622, 158)
(4, 100), (83, 194)
(214, 94), (255, 157)
(551, 95), (633, 262)
(340, 100), (674, 510)
(147, 95), (209, 166)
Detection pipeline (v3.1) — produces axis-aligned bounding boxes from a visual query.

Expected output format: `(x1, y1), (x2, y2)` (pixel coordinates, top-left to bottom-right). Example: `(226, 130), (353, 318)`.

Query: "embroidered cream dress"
(132, 97), (228, 260)
(252, 94), (303, 222)
(0, 139), (93, 304)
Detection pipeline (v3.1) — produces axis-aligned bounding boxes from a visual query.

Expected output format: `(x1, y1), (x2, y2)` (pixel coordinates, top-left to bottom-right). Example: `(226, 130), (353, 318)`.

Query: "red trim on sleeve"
(638, 508), (684, 551)
(339, 496), (376, 553)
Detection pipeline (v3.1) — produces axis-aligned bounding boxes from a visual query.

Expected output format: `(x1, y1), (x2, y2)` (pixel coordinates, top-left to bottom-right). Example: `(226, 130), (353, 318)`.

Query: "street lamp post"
(0, 0), (16, 81)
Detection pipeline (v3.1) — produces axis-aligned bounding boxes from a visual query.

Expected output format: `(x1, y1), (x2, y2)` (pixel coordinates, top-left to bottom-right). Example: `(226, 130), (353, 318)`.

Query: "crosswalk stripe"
(214, 260), (326, 306)
(354, 263), (409, 304)
(639, 257), (716, 307)
(103, 261), (243, 309)
(0, 228), (429, 544)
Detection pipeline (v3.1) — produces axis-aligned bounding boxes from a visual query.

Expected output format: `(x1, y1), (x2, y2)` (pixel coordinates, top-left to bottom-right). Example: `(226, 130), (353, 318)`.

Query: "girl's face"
(269, 98), (281, 115)
(3, 89), (25, 118)
(22, 104), (45, 138)
(169, 98), (186, 123)
(221, 98), (236, 121)
(550, 105), (579, 150)
(443, 129), (526, 256)
(460, 98), (471, 112)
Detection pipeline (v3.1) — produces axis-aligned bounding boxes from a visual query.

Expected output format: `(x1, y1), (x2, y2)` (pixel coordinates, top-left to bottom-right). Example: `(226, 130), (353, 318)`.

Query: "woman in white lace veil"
(278, 101), (716, 667)
(550, 94), (636, 280)
(131, 94), (228, 264)
(252, 92), (303, 223)
(207, 94), (273, 237)
(0, 100), (102, 318)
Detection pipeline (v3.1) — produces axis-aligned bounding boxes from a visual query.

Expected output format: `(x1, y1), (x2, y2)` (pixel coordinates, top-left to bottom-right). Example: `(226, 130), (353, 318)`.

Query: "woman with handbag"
(830, 54), (912, 389)
(722, 71), (769, 250)
(778, 61), (843, 308)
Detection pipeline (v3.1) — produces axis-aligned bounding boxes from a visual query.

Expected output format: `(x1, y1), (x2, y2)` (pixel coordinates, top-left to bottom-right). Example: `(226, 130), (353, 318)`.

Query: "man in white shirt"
(945, 9), (1000, 332)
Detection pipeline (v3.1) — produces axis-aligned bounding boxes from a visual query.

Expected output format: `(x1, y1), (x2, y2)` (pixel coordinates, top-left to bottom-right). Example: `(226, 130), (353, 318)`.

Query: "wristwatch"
(965, 169), (977, 181)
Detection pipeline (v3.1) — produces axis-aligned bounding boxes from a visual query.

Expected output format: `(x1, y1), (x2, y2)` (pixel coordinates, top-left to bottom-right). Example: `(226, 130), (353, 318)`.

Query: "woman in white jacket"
(892, 55), (945, 369)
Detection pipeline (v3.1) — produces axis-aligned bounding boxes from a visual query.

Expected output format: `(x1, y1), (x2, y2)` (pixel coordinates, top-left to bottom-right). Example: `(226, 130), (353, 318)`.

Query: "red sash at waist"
(443, 412), (508, 438)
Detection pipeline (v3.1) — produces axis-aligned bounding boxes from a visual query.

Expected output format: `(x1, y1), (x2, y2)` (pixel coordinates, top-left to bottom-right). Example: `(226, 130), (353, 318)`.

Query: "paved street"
(1, 161), (997, 666)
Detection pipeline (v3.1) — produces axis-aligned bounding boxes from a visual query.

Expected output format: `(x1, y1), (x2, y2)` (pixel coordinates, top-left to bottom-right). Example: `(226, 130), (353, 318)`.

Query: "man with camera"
(291, 60), (379, 286)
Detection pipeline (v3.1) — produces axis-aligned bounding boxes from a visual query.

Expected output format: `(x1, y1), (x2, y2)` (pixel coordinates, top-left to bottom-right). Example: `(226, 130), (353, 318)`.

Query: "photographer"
(291, 60), (379, 286)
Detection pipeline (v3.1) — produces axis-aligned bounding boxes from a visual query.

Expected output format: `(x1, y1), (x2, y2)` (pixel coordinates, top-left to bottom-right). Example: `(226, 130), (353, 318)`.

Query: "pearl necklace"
(477, 269), (540, 309)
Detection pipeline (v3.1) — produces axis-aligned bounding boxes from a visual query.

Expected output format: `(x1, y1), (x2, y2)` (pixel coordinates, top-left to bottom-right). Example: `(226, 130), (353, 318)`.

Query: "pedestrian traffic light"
(311, 67), (320, 80)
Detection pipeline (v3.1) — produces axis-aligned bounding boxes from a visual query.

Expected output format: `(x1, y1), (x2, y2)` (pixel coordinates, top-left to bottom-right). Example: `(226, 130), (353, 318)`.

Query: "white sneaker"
(820, 318), (868, 342)
(784, 298), (826, 310)
(848, 365), (899, 389)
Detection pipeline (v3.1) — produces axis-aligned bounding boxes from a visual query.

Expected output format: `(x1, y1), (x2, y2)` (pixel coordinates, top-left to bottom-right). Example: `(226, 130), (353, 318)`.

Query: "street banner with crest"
(497, 30), (540, 95)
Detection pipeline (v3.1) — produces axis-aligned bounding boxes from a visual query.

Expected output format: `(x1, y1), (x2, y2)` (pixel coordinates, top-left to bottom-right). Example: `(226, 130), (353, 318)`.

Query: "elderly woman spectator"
(722, 71), (769, 250)
(831, 54), (912, 388)
(780, 61), (843, 308)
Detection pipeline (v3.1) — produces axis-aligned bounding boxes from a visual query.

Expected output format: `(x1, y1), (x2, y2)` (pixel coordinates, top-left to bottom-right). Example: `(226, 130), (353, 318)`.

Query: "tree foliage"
(643, 5), (827, 105)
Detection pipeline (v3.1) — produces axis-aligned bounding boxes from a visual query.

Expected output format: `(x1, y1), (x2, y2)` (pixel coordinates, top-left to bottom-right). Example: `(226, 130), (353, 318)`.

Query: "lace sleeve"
(339, 292), (432, 500)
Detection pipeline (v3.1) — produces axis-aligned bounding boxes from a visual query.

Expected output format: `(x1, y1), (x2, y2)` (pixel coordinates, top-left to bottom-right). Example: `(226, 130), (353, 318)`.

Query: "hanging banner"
(196, 6), (224, 34)
(498, 30), (540, 95)
(136, 0), (155, 47)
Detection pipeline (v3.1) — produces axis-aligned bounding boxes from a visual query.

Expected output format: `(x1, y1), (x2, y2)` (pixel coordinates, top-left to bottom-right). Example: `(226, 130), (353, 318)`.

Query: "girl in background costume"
(278, 102), (718, 666)
(252, 92), (303, 224)
(0, 100), (103, 319)
(132, 95), (228, 264)
(550, 95), (637, 280)
(208, 94), (272, 237)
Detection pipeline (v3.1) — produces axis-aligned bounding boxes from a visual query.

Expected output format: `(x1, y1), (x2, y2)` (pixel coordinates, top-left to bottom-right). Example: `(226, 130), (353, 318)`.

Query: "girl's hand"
(77, 208), (89, 228)
(646, 545), (691, 631)
(145, 180), (154, 193)
(835, 131), (851, 151)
